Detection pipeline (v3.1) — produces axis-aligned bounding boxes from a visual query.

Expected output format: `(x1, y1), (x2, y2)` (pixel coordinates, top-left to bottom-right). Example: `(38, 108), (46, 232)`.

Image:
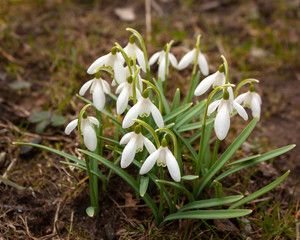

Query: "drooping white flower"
(87, 48), (126, 85)
(120, 125), (156, 168)
(124, 36), (146, 72)
(115, 77), (141, 115)
(178, 48), (209, 76)
(207, 90), (248, 140)
(79, 78), (110, 111)
(149, 50), (178, 81)
(65, 115), (99, 151)
(194, 68), (226, 96)
(235, 88), (262, 120)
(140, 139), (181, 182)
(122, 92), (164, 129)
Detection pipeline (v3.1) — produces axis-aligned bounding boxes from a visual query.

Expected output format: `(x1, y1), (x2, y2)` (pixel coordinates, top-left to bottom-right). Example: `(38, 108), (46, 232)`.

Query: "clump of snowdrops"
(15, 28), (294, 226)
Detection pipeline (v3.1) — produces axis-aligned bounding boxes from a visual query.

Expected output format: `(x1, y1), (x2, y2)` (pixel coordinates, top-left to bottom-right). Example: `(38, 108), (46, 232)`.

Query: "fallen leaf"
(114, 7), (136, 21)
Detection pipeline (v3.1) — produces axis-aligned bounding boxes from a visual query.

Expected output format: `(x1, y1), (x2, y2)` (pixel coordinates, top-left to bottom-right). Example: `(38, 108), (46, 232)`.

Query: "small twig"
(67, 210), (74, 240)
(145, 0), (152, 44)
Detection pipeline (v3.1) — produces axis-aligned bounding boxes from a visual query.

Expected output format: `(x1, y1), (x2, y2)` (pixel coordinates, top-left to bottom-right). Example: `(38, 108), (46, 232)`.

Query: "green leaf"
(139, 175), (149, 197)
(181, 175), (198, 180)
(86, 206), (96, 217)
(229, 170), (290, 209)
(173, 129), (198, 160)
(170, 88), (181, 111)
(97, 135), (122, 147)
(179, 195), (244, 212)
(60, 161), (87, 170)
(29, 111), (51, 123)
(51, 114), (67, 126)
(196, 117), (259, 198)
(215, 145), (295, 182)
(164, 103), (193, 123)
(177, 118), (214, 132)
(0, 176), (26, 190)
(162, 209), (252, 223)
(13, 142), (85, 166)
(153, 78), (170, 114)
(79, 149), (159, 223)
(156, 179), (194, 202)
(36, 120), (49, 134)
(224, 154), (261, 168)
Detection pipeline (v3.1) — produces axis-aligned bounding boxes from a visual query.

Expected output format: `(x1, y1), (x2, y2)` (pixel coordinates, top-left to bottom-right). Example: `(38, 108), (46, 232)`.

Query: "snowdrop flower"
(235, 85), (262, 120)
(140, 138), (181, 182)
(87, 47), (126, 85)
(178, 48), (209, 76)
(208, 90), (248, 140)
(120, 125), (156, 168)
(125, 64), (143, 91)
(149, 49), (178, 81)
(115, 76), (141, 115)
(79, 77), (110, 111)
(65, 113), (99, 151)
(194, 65), (226, 96)
(124, 35), (146, 72)
(122, 91), (164, 129)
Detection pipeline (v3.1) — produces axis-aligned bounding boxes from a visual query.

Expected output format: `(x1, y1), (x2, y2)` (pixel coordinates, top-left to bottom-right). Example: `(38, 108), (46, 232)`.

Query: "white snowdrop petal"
(149, 52), (161, 66)
(117, 86), (130, 115)
(93, 83), (105, 111)
(168, 53), (178, 68)
(207, 100), (221, 116)
(178, 49), (195, 70)
(214, 104), (230, 140)
(165, 149), (181, 182)
(198, 52), (209, 76)
(65, 119), (78, 135)
(251, 96), (261, 120)
(120, 132), (134, 145)
(194, 72), (216, 96)
(158, 58), (166, 81)
(140, 149), (160, 174)
(114, 59), (126, 85)
(122, 101), (142, 128)
(235, 92), (247, 104)
(102, 79), (111, 94)
(255, 92), (262, 105)
(82, 124), (97, 151)
(142, 136), (156, 154)
(136, 88), (141, 99)
(136, 48), (146, 72)
(79, 80), (93, 96)
(150, 103), (164, 128)
(233, 101), (248, 121)
(121, 138), (137, 168)
(116, 82), (125, 94)
(87, 55), (108, 74)
(88, 117), (99, 127)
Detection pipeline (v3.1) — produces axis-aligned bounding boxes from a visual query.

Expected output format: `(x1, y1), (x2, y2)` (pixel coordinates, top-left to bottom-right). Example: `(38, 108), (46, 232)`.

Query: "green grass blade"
(196, 117), (259, 198)
(183, 72), (201, 104)
(156, 179), (194, 202)
(224, 154), (261, 167)
(153, 78), (170, 114)
(216, 145), (295, 182)
(162, 209), (252, 223)
(170, 88), (181, 111)
(97, 135), (122, 146)
(60, 161), (87, 170)
(179, 195), (244, 212)
(163, 103), (193, 123)
(178, 118), (214, 132)
(13, 142), (85, 166)
(79, 149), (159, 223)
(229, 170), (290, 209)
(0, 176), (26, 190)
(140, 175), (149, 197)
(173, 129), (198, 160)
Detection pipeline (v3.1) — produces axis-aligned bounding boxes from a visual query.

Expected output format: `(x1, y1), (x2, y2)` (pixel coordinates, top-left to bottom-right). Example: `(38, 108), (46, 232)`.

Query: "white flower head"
(207, 89), (248, 140)
(122, 91), (164, 129)
(115, 76), (141, 115)
(87, 47), (126, 85)
(124, 35), (146, 72)
(178, 48), (209, 76)
(140, 138), (181, 182)
(120, 125), (156, 168)
(149, 49), (178, 82)
(65, 114), (99, 151)
(79, 77), (110, 111)
(194, 65), (226, 96)
(235, 86), (262, 120)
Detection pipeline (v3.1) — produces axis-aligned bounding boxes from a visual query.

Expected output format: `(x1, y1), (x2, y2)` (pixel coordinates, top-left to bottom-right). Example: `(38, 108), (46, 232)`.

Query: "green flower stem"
(155, 128), (178, 159)
(158, 167), (165, 224)
(211, 138), (220, 168)
(221, 55), (229, 84)
(132, 119), (160, 148)
(234, 78), (259, 98)
(132, 67), (142, 104)
(186, 35), (201, 103)
(164, 40), (174, 94)
(142, 79), (163, 113)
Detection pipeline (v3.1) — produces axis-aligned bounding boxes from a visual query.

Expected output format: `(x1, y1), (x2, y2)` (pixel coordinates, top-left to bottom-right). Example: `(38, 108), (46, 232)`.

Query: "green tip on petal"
(161, 138), (168, 147)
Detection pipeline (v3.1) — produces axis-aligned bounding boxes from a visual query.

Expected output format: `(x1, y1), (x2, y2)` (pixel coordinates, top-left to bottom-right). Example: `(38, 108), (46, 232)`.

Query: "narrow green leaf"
(140, 175), (149, 197)
(79, 149), (159, 223)
(214, 180), (223, 198)
(60, 161), (87, 170)
(164, 103), (193, 123)
(156, 179), (194, 202)
(225, 154), (261, 168)
(181, 175), (198, 180)
(0, 176), (26, 190)
(178, 118), (214, 132)
(170, 88), (181, 111)
(162, 209), (252, 223)
(173, 129), (198, 160)
(97, 135), (121, 146)
(196, 117), (259, 198)
(229, 170), (290, 209)
(183, 72), (201, 104)
(215, 145), (295, 182)
(179, 195), (244, 212)
(13, 142), (85, 166)
(153, 78), (170, 114)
